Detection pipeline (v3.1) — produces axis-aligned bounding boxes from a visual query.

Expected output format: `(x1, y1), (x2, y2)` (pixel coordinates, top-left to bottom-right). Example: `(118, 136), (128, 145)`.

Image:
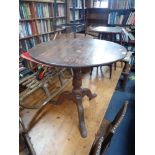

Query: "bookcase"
(66, 0), (86, 32)
(85, 0), (135, 27)
(19, 0), (67, 51)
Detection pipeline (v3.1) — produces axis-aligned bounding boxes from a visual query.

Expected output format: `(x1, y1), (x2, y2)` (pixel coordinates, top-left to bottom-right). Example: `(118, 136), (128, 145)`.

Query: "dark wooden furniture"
(29, 38), (127, 138)
(121, 51), (133, 90)
(85, 7), (135, 27)
(89, 101), (128, 155)
(89, 26), (123, 44)
(89, 26), (123, 78)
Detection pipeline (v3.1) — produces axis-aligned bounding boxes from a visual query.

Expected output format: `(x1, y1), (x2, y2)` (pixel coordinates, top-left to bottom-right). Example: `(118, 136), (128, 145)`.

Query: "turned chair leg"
(121, 61), (123, 67)
(114, 63), (117, 70)
(122, 73), (129, 91)
(90, 67), (93, 76)
(109, 64), (112, 79)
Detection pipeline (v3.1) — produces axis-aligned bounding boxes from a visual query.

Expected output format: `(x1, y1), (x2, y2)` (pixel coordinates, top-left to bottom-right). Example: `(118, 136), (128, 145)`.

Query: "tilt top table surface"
(28, 38), (127, 138)
(28, 38), (127, 68)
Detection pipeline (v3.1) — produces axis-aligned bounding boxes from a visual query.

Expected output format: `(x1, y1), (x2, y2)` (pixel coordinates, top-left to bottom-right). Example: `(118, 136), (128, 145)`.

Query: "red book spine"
(31, 21), (37, 35)
(31, 2), (37, 18)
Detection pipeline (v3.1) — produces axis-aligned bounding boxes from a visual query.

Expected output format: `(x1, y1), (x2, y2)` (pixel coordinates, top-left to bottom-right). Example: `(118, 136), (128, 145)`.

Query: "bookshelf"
(65, 0), (86, 33)
(19, 0), (67, 51)
(85, 0), (135, 27)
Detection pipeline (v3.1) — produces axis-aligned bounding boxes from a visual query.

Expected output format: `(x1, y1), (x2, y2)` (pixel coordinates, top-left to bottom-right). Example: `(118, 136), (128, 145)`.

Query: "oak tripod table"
(28, 38), (127, 138)
(89, 26), (123, 44)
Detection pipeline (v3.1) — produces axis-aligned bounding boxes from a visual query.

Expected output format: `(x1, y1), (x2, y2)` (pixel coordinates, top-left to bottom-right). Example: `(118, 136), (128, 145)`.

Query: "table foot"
(74, 95), (87, 138)
(82, 88), (97, 100)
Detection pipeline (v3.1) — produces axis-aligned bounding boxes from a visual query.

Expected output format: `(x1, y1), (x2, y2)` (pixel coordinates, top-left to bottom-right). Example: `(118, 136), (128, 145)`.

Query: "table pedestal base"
(55, 68), (97, 138)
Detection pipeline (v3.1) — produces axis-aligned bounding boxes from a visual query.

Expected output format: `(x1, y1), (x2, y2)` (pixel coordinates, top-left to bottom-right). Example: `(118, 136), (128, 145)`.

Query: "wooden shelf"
(19, 28), (65, 40)
(19, 34), (38, 40)
(70, 7), (86, 10)
(107, 24), (135, 27)
(70, 18), (84, 22)
(19, 31), (54, 40)
(87, 8), (135, 11)
(19, 17), (54, 22)
(55, 16), (66, 18)
(37, 31), (54, 36)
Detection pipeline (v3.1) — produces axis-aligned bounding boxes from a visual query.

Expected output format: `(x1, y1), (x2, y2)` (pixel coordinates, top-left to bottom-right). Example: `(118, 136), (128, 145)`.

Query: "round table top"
(29, 38), (127, 68)
(89, 26), (123, 34)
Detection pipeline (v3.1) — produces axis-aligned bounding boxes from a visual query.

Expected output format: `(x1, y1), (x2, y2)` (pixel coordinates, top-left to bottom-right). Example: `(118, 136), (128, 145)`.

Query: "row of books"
(108, 12), (125, 25)
(93, 0), (109, 8)
(55, 4), (65, 17)
(20, 38), (36, 50)
(35, 3), (51, 18)
(20, 0), (65, 2)
(19, 20), (53, 38)
(108, 12), (135, 25)
(69, 0), (82, 8)
(20, 2), (66, 19)
(36, 20), (53, 34)
(19, 22), (33, 38)
(20, 34), (52, 51)
(56, 18), (65, 26)
(19, 3), (32, 19)
(126, 12), (135, 25)
(109, 0), (135, 9)
(70, 10), (83, 21)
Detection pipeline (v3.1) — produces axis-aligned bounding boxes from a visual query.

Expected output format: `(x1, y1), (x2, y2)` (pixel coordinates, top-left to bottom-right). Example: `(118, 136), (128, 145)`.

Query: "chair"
(121, 51), (134, 90)
(89, 101), (128, 155)
(87, 26), (115, 79)
(19, 43), (73, 109)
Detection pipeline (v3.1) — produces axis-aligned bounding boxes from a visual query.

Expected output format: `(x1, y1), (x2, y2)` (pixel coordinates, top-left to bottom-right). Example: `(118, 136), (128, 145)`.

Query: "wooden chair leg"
(90, 67), (93, 76)
(109, 64), (112, 79)
(114, 63), (117, 70)
(121, 61), (123, 67)
(122, 73), (129, 91)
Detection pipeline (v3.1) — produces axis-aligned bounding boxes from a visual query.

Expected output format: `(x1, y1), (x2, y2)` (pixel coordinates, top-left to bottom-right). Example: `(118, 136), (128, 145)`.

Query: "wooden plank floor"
(20, 64), (123, 155)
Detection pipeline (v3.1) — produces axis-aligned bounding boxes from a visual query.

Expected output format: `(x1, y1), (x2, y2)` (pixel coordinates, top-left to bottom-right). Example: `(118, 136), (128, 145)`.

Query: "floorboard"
(20, 64), (123, 155)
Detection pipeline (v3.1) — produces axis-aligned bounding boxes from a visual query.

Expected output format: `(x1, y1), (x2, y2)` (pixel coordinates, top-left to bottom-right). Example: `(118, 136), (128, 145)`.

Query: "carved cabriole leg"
(52, 68), (97, 138)
(74, 95), (87, 137)
(72, 68), (87, 137)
